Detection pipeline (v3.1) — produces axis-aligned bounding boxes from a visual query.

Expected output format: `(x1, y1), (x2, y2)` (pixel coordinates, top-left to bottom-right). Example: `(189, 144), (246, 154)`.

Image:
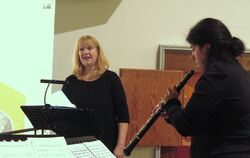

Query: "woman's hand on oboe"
(152, 85), (179, 118)
(165, 85), (179, 101)
(152, 102), (169, 119)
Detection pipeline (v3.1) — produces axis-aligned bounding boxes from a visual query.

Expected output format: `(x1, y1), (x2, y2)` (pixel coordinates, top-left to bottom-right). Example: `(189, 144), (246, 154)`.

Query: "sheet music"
(0, 137), (114, 158)
(28, 137), (74, 158)
(0, 141), (35, 158)
(68, 143), (95, 158)
(83, 140), (116, 158)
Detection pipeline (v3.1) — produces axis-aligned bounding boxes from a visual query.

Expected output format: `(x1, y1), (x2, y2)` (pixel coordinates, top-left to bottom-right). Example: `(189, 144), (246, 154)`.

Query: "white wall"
(0, 0), (55, 104)
(54, 0), (250, 79)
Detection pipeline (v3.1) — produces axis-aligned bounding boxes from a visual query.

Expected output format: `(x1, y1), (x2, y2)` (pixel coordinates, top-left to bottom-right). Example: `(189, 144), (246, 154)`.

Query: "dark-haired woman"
(160, 18), (250, 158)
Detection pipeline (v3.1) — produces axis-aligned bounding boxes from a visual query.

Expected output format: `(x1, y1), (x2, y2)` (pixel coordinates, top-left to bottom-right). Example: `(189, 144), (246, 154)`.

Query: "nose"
(81, 49), (90, 55)
(191, 54), (195, 61)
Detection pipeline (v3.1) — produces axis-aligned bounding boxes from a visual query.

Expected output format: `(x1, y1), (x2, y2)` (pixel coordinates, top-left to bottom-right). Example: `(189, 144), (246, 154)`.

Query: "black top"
(165, 60), (250, 158)
(62, 70), (129, 151)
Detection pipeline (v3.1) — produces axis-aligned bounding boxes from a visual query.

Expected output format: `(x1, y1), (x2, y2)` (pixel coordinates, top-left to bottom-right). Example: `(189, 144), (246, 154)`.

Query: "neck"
(81, 66), (99, 81)
(84, 65), (96, 74)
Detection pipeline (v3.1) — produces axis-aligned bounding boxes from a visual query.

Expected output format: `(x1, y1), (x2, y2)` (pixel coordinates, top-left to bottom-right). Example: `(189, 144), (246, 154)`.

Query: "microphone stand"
(40, 79), (66, 108)
(43, 81), (51, 108)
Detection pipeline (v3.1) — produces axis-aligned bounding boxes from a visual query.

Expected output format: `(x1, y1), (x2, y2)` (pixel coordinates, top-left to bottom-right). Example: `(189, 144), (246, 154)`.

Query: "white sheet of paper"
(83, 140), (115, 158)
(0, 141), (35, 158)
(47, 91), (75, 108)
(28, 137), (74, 158)
(68, 143), (95, 158)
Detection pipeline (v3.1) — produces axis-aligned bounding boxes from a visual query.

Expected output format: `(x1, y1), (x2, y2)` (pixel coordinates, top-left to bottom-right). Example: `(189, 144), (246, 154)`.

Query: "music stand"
(20, 105), (101, 138)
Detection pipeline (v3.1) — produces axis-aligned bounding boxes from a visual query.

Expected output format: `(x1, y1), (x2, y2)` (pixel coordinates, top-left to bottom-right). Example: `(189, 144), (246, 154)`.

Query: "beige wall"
(54, 0), (121, 34)
(53, 0), (250, 157)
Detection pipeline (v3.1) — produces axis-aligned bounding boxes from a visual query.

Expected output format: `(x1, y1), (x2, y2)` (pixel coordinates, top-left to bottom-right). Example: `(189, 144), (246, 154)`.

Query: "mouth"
(83, 56), (91, 60)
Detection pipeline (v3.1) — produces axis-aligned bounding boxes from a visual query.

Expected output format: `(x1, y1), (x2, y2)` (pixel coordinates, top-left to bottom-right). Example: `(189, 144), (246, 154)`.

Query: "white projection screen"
(0, 0), (55, 131)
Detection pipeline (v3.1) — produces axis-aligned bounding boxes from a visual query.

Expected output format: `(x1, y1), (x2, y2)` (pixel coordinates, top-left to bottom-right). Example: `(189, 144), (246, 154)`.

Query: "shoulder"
(102, 70), (123, 87)
(195, 62), (231, 94)
(197, 61), (243, 89)
(197, 62), (228, 87)
(104, 70), (120, 80)
(65, 75), (78, 83)
(203, 62), (228, 79)
(204, 60), (243, 79)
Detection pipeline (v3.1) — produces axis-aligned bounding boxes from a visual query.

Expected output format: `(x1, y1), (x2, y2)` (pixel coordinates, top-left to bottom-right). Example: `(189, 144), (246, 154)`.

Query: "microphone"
(40, 79), (66, 84)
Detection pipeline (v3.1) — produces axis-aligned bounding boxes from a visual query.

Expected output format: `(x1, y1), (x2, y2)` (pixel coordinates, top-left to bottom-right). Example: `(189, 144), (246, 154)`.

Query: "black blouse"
(62, 70), (129, 151)
(165, 61), (250, 158)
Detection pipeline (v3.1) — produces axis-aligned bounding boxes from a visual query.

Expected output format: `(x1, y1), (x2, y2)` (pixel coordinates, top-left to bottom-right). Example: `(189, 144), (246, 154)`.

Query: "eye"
(87, 47), (94, 50)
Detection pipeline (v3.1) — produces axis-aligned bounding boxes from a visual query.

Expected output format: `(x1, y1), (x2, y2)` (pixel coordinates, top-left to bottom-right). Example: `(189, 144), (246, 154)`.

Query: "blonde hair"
(72, 35), (109, 79)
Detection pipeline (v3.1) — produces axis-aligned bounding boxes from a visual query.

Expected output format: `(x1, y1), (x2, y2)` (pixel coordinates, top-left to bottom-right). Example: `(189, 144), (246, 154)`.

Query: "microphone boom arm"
(40, 79), (66, 107)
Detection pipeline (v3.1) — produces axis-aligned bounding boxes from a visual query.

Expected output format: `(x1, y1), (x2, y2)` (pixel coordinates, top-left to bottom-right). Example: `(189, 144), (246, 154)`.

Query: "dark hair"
(186, 18), (245, 65)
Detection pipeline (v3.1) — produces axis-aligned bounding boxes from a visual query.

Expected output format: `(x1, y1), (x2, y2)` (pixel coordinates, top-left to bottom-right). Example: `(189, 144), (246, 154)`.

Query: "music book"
(68, 140), (115, 158)
(0, 136), (115, 158)
(0, 137), (73, 158)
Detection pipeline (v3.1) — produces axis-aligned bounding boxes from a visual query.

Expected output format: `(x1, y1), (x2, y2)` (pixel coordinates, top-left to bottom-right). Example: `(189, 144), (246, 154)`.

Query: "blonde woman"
(62, 35), (129, 158)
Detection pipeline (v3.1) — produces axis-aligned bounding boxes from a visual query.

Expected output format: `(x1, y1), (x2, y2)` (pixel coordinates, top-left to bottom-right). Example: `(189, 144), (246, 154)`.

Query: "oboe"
(123, 69), (195, 156)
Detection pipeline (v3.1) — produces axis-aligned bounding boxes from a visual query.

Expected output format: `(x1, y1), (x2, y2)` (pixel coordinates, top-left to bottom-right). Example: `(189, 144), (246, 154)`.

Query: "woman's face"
(78, 45), (98, 68)
(191, 44), (209, 72)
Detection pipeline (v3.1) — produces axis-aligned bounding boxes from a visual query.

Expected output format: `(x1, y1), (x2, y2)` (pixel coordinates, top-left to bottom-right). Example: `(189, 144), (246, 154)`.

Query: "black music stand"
(20, 105), (101, 138)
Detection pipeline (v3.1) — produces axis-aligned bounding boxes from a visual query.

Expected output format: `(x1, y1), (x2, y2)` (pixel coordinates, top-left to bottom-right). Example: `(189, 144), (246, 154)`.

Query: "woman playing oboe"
(159, 18), (250, 158)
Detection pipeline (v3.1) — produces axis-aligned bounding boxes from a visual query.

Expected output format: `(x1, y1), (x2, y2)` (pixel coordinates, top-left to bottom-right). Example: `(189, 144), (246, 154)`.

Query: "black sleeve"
(110, 72), (130, 123)
(165, 64), (229, 136)
(61, 75), (76, 104)
(164, 99), (182, 116)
